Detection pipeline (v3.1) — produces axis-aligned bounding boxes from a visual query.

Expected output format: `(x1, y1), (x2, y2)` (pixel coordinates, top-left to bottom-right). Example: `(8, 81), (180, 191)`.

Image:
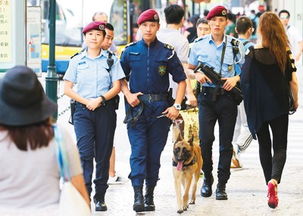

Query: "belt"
(75, 100), (114, 108)
(138, 94), (168, 102)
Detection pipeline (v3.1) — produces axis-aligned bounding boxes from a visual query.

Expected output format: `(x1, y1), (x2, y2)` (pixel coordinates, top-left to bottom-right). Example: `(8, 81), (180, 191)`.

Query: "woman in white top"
(0, 66), (89, 210)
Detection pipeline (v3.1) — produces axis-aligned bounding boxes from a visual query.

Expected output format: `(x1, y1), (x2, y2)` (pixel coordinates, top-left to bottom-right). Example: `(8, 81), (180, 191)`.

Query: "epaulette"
(71, 48), (85, 59)
(125, 41), (137, 48)
(164, 43), (174, 50)
(71, 52), (80, 59)
(107, 50), (115, 56)
(194, 37), (204, 43)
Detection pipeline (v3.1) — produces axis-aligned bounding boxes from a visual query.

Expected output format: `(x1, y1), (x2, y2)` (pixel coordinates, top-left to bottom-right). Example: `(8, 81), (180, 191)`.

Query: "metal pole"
(45, 0), (58, 119)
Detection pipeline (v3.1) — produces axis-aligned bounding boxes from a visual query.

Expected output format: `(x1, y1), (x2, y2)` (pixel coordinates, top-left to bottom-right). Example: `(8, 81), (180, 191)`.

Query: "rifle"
(194, 63), (243, 105)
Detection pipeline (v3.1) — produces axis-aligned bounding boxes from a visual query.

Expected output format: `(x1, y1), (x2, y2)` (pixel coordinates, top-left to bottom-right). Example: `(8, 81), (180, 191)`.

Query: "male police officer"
(120, 9), (186, 212)
(188, 6), (243, 200)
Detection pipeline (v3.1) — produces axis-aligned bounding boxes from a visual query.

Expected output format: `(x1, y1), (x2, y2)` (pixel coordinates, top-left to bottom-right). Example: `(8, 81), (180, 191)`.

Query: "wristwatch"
(100, 95), (106, 106)
(173, 104), (181, 111)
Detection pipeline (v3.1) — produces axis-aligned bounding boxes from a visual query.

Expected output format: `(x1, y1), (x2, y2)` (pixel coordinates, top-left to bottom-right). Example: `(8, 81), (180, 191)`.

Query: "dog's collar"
(172, 157), (196, 169)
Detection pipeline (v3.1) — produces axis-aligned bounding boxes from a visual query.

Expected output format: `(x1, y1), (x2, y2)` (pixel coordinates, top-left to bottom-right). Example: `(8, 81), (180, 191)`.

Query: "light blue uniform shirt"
(64, 49), (125, 98)
(238, 38), (254, 53)
(188, 34), (244, 88)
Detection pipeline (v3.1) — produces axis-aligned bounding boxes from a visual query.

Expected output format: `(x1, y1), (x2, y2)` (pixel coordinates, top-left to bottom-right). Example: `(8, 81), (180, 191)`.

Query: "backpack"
(251, 16), (257, 35)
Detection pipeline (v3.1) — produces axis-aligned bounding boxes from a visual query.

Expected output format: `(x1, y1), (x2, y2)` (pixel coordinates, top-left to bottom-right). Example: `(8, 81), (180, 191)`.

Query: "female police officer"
(120, 9), (186, 212)
(64, 21), (125, 211)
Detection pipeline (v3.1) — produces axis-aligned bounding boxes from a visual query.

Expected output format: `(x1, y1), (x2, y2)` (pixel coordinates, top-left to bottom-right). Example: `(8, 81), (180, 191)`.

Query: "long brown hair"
(258, 12), (290, 72)
(0, 119), (54, 151)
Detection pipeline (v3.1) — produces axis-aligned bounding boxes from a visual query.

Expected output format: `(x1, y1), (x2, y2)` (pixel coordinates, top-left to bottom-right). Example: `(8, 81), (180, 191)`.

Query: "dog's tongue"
(177, 162), (183, 171)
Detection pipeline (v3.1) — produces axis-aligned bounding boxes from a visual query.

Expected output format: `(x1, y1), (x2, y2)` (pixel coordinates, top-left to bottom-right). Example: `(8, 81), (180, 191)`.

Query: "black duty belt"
(138, 94), (168, 102)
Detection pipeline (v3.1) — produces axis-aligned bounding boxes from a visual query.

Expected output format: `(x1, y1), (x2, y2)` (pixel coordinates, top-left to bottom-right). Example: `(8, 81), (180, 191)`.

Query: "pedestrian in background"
(120, 9), (186, 212)
(241, 12), (299, 209)
(92, 11), (108, 23)
(100, 22), (122, 185)
(279, 9), (303, 65)
(92, 12), (118, 54)
(230, 16), (255, 168)
(0, 66), (89, 210)
(225, 13), (237, 37)
(196, 18), (210, 38)
(64, 21), (125, 211)
(92, 12), (120, 184)
(188, 5), (243, 201)
(184, 15), (199, 43)
(157, 4), (196, 107)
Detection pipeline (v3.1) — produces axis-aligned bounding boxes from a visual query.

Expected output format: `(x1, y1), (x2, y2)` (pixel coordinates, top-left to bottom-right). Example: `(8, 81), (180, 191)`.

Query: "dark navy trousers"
(127, 100), (171, 187)
(73, 101), (116, 200)
(198, 92), (237, 184)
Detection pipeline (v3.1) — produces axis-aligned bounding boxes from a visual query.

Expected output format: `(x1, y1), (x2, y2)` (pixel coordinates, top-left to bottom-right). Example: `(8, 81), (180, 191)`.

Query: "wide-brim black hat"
(0, 66), (57, 126)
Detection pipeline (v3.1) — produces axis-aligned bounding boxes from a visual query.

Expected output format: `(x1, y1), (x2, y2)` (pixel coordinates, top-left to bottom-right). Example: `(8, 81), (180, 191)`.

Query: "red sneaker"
(267, 182), (279, 208)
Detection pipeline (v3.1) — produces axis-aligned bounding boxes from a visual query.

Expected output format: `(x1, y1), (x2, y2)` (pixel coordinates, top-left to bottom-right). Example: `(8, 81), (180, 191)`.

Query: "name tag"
(78, 61), (86, 65)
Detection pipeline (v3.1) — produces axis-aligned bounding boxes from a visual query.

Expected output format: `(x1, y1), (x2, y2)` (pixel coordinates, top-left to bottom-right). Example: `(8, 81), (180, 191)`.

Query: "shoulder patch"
(164, 43), (174, 50)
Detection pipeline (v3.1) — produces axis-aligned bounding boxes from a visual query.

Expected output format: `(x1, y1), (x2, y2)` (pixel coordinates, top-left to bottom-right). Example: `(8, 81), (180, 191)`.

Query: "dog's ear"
(175, 132), (183, 144)
(188, 135), (194, 146)
(187, 125), (194, 146)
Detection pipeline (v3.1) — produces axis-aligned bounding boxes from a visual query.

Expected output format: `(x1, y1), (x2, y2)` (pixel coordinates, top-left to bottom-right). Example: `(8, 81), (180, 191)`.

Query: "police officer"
(63, 21), (125, 211)
(188, 6), (243, 200)
(120, 9), (186, 212)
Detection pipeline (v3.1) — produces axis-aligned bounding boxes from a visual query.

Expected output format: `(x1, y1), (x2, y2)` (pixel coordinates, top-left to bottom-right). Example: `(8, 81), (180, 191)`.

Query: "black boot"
(200, 175), (214, 197)
(216, 183), (228, 200)
(144, 186), (155, 211)
(94, 195), (107, 211)
(133, 186), (144, 212)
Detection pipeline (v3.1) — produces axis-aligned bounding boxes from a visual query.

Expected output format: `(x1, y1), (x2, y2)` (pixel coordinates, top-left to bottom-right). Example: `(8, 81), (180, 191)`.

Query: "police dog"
(172, 119), (202, 214)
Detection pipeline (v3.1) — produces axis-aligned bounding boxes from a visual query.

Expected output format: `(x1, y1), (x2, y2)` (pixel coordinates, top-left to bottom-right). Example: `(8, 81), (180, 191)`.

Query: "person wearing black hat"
(188, 5), (244, 200)
(64, 21), (125, 211)
(0, 66), (89, 209)
(120, 9), (186, 212)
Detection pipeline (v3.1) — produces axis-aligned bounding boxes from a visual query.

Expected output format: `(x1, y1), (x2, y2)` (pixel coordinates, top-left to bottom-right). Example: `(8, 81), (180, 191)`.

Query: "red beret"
(206, 6), (227, 20)
(82, 21), (106, 34)
(137, 9), (160, 25)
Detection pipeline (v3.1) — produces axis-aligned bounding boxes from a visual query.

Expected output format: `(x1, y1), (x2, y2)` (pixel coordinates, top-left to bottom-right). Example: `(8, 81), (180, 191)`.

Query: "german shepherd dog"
(172, 119), (203, 214)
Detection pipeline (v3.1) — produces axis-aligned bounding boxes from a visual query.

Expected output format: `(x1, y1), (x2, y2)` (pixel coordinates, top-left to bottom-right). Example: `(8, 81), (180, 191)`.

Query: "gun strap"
(219, 36), (227, 76)
(106, 51), (114, 72)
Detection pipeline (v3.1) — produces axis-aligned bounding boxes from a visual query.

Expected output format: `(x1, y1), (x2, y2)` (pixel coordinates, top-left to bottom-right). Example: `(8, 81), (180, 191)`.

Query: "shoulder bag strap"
(53, 125), (71, 181)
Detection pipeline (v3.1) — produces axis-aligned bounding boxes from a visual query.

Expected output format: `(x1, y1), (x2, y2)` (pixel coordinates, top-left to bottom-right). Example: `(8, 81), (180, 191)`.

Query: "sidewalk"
(92, 107), (303, 216)
(53, 78), (303, 216)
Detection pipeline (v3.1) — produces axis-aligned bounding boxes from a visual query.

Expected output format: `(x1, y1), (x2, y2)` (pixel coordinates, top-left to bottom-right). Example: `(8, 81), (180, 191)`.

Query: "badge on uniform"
(158, 65), (167, 76)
